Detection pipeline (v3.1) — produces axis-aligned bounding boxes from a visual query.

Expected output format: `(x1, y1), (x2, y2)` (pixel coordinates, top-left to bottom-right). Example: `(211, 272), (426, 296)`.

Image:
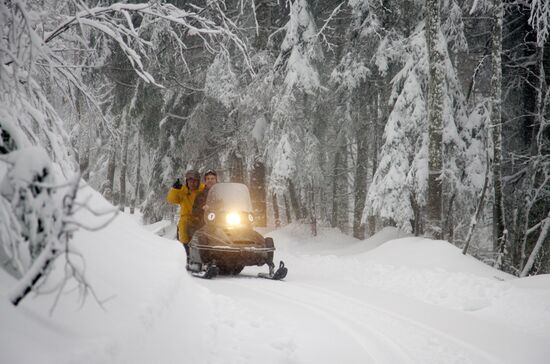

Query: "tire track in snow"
(220, 279), (414, 364)
(284, 281), (502, 364)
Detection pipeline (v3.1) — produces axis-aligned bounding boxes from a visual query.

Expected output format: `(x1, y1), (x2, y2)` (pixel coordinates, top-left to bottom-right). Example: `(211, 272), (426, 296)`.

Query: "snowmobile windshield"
(206, 183), (253, 212)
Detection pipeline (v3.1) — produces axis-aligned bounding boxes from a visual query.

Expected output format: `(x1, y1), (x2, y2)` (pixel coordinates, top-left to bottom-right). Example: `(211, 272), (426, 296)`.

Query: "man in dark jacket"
(188, 169), (218, 238)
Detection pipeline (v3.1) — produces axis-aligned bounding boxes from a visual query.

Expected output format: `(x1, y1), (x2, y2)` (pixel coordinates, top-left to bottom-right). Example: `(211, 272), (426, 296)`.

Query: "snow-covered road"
(191, 225), (549, 364)
(2, 188), (549, 363)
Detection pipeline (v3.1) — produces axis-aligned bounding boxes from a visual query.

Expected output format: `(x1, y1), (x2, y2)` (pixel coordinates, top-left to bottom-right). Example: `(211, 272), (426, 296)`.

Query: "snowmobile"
(187, 183), (288, 280)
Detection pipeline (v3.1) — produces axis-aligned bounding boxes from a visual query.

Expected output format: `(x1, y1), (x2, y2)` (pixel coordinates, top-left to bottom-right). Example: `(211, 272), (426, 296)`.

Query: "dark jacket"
(188, 187), (209, 238)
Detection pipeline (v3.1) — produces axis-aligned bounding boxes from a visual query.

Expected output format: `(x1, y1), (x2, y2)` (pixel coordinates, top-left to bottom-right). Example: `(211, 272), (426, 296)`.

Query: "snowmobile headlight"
(207, 212), (216, 221)
(248, 214), (254, 222)
(226, 212), (241, 225)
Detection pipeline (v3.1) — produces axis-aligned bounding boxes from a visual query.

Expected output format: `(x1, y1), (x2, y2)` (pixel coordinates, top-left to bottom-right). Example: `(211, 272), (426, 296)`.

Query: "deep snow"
(1, 185), (549, 363)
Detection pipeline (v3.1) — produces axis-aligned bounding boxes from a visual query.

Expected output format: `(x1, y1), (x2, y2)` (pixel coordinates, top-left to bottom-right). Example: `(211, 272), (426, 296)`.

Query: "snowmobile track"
(212, 278), (502, 364)
(221, 280), (414, 364)
(285, 282), (502, 364)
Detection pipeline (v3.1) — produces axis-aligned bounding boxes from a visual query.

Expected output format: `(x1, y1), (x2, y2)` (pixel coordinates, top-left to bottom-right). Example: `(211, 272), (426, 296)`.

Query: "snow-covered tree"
(266, 0), (325, 220)
(366, 15), (480, 237)
(425, 0), (446, 239)
(489, 0), (507, 264)
(0, 0), (248, 304)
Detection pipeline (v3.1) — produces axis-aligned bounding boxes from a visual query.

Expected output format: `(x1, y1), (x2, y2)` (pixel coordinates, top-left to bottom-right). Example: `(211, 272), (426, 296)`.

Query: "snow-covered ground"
(1, 186), (550, 364)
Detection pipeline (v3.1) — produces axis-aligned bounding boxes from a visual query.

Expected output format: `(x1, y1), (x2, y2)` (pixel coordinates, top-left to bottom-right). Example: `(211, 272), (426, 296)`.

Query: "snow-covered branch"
(1, 0), (251, 307)
(528, 0), (550, 46)
(315, 2), (345, 52)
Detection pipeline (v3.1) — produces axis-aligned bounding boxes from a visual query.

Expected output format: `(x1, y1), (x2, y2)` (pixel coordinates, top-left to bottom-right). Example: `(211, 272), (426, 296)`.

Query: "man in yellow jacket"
(166, 169), (205, 260)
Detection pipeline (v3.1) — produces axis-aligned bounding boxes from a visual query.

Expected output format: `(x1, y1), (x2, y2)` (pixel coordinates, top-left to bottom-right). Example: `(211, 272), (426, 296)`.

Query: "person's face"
(186, 177), (199, 190)
(204, 174), (217, 189)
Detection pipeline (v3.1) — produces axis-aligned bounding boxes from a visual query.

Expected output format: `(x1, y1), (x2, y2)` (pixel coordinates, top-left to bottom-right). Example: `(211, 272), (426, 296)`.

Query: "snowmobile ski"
(258, 261), (287, 280)
(191, 264), (219, 279)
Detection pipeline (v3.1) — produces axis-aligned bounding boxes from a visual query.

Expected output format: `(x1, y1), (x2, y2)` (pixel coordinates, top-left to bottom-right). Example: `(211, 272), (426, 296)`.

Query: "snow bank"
(361, 236), (511, 279)
(1, 185), (194, 363)
(345, 227), (411, 254)
(271, 226), (548, 342)
(267, 224), (406, 255)
(0, 185), (276, 363)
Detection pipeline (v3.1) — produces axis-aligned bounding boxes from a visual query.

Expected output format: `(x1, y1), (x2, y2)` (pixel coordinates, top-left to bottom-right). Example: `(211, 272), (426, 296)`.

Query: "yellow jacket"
(167, 183), (205, 243)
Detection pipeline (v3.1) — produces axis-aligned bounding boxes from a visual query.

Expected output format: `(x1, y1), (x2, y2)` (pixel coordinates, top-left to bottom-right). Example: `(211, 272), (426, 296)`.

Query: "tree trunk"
(105, 147), (117, 203)
(119, 112), (130, 212)
(81, 132), (91, 181)
(288, 179), (301, 221)
(444, 193), (456, 242)
(272, 193), (281, 228)
(353, 129), (368, 239)
(367, 86), (381, 237)
(254, 0), (273, 50)
(284, 193), (292, 224)
(331, 150), (341, 228)
(230, 151), (245, 183)
(490, 3), (507, 264)
(367, 216), (376, 237)
(411, 193), (422, 236)
(425, 0), (445, 239)
(308, 183), (317, 236)
(133, 129), (142, 213)
(76, 90), (91, 180)
(250, 160), (267, 227)
(338, 146), (350, 233)
(104, 109), (124, 204)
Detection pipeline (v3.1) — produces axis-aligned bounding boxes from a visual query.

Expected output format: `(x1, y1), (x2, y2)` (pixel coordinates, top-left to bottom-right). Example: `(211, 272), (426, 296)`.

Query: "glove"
(173, 178), (182, 189)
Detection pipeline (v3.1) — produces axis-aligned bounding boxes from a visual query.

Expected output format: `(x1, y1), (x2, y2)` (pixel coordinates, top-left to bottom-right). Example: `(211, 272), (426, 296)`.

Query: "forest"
(0, 0), (549, 302)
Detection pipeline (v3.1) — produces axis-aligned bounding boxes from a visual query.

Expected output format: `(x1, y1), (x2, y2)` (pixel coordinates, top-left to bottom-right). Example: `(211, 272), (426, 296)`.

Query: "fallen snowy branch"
(520, 211), (550, 277)
(9, 240), (59, 306)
